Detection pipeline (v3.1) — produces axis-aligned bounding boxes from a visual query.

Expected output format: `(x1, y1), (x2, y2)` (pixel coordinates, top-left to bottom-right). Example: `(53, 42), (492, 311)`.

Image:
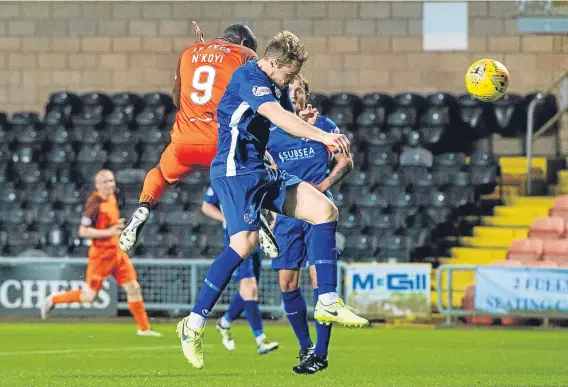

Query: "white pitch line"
(0, 345), (210, 357)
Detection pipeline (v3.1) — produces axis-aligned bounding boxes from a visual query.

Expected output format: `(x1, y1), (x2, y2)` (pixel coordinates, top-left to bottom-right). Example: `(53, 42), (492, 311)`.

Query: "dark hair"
(220, 24), (258, 52)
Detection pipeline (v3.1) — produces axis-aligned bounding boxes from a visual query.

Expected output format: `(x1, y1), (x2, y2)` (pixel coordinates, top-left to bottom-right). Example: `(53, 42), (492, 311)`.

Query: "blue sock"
(223, 292), (245, 324)
(313, 288), (332, 358)
(243, 300), (264, 338)
(310, 221), (338, 295)
(282, 288), (313, 349)
(191, 247), (243, 318)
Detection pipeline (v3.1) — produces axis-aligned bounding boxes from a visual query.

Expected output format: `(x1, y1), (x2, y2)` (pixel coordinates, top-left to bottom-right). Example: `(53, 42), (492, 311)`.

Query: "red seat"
(549, 196), (568, 221)
(506, 238), (544, 264)
(462, 285), (493, 326)
(542, 239), (568, 265)
(528, 216), (566, 239)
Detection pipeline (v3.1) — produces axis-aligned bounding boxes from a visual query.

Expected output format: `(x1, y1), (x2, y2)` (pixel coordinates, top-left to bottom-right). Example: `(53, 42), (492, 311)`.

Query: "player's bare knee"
(230, 231), (259, 258)
(279, 270), (300, 292)
(123, 281), (142, 298)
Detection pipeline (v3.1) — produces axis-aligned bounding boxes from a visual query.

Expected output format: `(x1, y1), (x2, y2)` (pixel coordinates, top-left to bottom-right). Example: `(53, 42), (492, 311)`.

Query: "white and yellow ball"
(465, 58), (510, 102)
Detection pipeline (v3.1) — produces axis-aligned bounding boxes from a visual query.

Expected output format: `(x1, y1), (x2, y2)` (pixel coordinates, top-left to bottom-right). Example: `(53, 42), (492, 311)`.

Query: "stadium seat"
(542, 239), (568, 265)
(80, 92), (113, 116)
(111, 92), (145, 115)
(550, 196), (568, 221)
(525, 92), (558, 134)
(457, 93), (491, 140)
(394, 92), (427, 117)
(491, 93), (527, 137)
(46, 124), (71, 146)
(528, 216), (566, 239)
(71, 125), (107, 145)
(387, 108), (417, 133)
(46, 91), (82, 117)
(308, 92), (328, 114)
(507, 238), (543, 263)
(377, 234), (411, 262)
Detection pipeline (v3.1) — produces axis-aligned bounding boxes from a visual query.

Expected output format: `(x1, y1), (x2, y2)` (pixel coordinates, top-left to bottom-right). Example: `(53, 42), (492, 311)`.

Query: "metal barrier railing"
(0, 257), (349, 318)
(526, 71), (568, 195)
(436, 264), (568, 327)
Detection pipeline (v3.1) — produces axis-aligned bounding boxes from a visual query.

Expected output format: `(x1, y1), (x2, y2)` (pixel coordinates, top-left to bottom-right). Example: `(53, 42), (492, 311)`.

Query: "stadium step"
(461, 235), (516, 249)
(450, 247), (507, 261)
(509, 196), (554, 208)
(482, 215), (536, 227)
(472, 226), (528, 239)
(493, 205), (550, 217)
(499, 156), (548, 176)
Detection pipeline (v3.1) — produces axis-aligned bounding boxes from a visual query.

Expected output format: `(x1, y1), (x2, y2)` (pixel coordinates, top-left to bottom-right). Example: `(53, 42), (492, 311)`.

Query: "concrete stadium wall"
(1, 1), (567, 117)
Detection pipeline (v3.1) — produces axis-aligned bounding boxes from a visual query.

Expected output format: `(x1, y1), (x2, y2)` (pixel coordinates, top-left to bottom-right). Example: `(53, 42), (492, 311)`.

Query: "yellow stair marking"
(473, 226), (528, 239)
(461, 236), (517, 248)
(493, 206), (550, 217)
(450, 247), (508, 261)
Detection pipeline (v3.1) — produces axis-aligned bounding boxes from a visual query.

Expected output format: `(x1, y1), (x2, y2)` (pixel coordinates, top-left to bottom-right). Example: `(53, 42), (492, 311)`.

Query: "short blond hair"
(263, 30), (308, 67)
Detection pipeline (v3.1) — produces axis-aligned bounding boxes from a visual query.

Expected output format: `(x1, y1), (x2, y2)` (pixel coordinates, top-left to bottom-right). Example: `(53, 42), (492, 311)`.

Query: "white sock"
(219, 316), (231, 329)
(318, 292), (339, 305)
(255, 333), (266, 346)
(186, 312), (206, 330)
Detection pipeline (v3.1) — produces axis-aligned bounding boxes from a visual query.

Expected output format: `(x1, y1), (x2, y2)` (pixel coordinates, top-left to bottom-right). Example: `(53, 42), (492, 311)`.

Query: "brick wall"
(1, 1), (567, 116)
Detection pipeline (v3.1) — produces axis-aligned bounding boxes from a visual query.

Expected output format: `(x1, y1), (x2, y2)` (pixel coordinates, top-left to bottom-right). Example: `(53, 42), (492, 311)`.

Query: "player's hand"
(298, 104), (319, 126)
(108, 221), (125, 236)
(321, 132), (350, 156)
(192, 21), (205, 43)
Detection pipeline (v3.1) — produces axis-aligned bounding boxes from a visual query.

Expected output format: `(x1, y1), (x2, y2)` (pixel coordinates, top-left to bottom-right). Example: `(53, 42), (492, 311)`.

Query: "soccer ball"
(465, 59), (510, 102)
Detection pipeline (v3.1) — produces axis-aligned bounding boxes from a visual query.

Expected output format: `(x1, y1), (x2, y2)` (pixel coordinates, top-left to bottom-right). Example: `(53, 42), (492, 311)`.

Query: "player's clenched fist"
(321, 132), (350, 156)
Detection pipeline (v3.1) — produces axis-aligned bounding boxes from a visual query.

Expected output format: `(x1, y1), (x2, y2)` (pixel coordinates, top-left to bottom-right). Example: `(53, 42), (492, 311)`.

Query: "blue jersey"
(203, 186), (226, 229)
(266, 115), (338, 185)
(211, 61), (294, 179)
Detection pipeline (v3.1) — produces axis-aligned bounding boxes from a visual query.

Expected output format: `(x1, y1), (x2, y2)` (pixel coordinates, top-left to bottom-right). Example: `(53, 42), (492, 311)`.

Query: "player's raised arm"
(258, 102), (350, 156)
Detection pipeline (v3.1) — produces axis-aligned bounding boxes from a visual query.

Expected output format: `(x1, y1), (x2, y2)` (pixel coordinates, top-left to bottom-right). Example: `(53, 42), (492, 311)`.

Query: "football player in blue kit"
(266, 73), (354, 374)
(176, 30), (368, 369)
(201, 186), (279, 355)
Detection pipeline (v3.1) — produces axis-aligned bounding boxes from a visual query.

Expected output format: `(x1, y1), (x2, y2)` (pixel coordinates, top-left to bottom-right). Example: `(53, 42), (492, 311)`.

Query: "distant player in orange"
(119, 23), (258, 252)
(42, 169), (161, 337)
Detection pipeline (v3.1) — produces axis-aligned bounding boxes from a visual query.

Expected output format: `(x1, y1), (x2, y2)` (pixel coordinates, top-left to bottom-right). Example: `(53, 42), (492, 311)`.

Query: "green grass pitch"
(1, 322), (568, 387)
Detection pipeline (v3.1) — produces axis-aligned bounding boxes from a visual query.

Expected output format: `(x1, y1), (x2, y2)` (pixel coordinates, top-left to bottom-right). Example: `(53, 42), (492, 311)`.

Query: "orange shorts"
(86, 249), (137, 291)
(159, 142), (217, 184)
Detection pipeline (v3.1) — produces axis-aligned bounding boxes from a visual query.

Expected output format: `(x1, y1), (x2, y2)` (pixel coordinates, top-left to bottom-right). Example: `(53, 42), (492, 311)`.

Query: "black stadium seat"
(0, 89), (512, 259)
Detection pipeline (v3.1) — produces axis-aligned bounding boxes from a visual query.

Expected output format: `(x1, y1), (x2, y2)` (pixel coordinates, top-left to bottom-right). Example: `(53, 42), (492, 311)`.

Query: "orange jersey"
(81, 192), (121, 253)
(171, 39), (257, 145)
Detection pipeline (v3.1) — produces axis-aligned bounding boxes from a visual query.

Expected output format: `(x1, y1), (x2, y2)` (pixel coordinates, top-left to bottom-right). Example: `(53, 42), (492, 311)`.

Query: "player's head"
(262, 31), (308, 88)
(289, 73), (309, 113)
(220, 24), (258, 52)
(94, 169), (116, 198)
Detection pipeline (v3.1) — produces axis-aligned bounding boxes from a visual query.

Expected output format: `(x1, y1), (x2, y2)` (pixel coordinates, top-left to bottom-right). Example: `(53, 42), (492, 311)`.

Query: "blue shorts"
(210, 169), (302, 237)
(223, 228), (262, 282)
(271, 214), (315, 270)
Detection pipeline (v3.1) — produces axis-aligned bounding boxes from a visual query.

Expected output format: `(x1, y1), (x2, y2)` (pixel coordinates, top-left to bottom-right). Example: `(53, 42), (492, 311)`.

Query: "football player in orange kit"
(119, 23), (258, 252)
(42, 169), (161, 337)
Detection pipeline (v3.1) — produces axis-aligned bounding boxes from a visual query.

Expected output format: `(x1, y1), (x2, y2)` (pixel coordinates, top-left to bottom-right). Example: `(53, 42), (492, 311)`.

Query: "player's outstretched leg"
(178, 245), (245, 368)
(216, 291), (243, 351)
(119, 168), (166, 252)
(286, 182), (369, 328)
(41, 289), (82, 320)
